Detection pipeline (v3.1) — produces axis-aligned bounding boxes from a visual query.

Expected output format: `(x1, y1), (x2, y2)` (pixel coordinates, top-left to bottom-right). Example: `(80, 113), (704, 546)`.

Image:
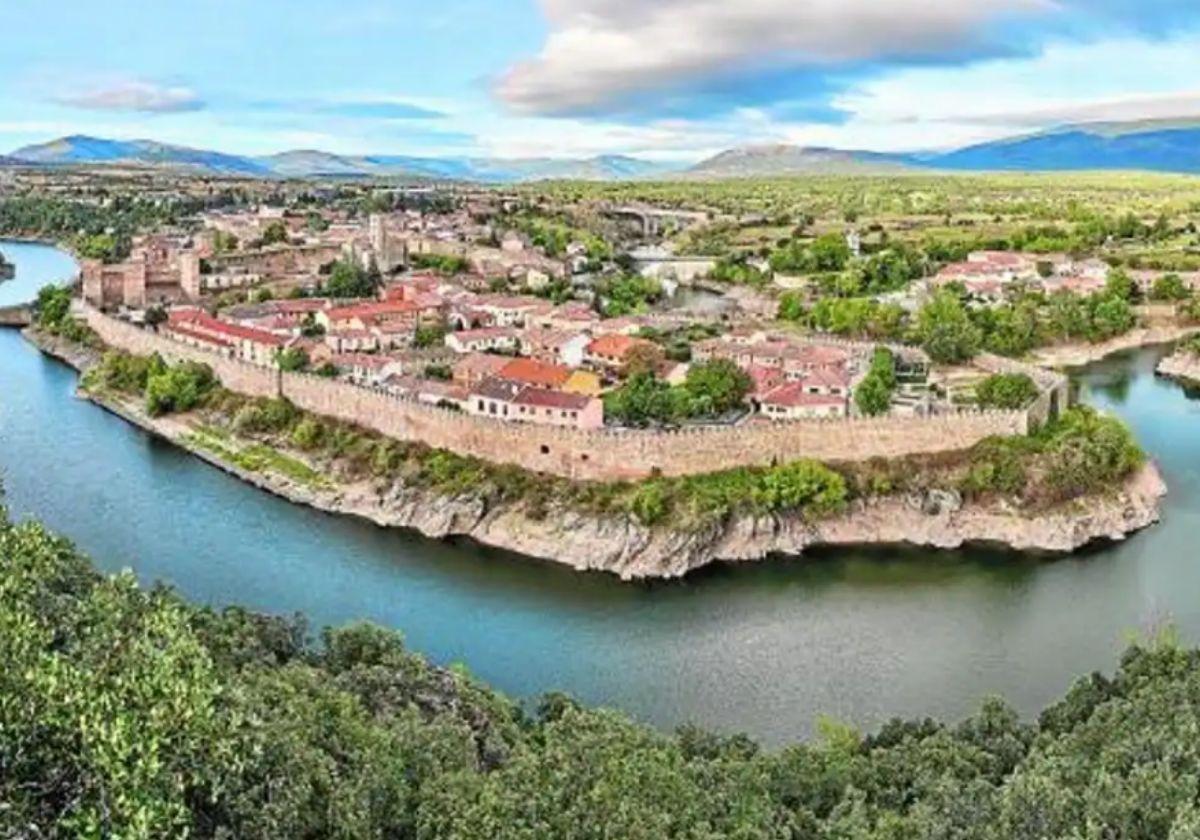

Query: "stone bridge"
(0, 305), (32, 327)
(604, 206), (711, 238)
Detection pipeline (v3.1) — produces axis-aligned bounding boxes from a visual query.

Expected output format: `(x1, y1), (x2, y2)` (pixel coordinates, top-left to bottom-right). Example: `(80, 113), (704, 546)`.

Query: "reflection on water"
(5, 244), (1200, 744)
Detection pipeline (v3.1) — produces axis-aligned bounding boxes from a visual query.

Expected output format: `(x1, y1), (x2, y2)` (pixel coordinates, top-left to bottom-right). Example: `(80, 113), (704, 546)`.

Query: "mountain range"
(5, 136), (678, 182)
(9, 119), (1200, 181)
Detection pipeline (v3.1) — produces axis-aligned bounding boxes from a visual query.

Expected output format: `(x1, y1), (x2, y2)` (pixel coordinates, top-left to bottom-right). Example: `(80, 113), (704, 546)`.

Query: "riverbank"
(1032, 322), (1200, 368)
(26, 327), (1167, 579)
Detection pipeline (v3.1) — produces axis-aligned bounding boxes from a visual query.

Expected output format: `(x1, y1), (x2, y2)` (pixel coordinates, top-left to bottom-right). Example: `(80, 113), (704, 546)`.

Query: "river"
(0, 240), (78, 308)
(2, 242), (1199, 746)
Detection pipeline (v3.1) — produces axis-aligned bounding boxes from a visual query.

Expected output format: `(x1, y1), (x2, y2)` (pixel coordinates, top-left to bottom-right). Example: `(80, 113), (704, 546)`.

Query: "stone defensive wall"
(83, 306), (1035, 482)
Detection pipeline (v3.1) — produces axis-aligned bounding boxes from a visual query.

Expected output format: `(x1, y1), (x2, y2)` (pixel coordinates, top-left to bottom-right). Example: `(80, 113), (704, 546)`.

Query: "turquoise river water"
(2, 240), (1199, 745)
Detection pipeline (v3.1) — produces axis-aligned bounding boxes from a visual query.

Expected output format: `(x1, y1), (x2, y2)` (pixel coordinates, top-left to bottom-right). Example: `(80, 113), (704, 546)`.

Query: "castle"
(82, 234), (202, 309)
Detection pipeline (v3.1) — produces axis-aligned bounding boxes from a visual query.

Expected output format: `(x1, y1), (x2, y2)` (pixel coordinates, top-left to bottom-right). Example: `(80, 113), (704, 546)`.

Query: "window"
(540, 444), (550, 455)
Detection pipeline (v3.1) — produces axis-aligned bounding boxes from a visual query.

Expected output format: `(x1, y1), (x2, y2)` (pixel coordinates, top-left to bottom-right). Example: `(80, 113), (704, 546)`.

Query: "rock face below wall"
(27, 328), (1167, 581)
(315, 465), (1166, 580)
(1157, 351), (1200, 388)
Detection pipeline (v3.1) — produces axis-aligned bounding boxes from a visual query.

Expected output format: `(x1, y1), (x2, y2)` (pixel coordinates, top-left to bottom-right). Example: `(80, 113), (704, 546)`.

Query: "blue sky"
(5, 0), (1200, 161)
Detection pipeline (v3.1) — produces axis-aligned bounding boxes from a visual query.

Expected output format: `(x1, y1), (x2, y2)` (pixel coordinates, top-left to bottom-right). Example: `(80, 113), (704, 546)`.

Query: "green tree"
(1149, 273), (1191, 302)
(777, 292), (805, 322)
(916, 290), (982, 364)
(413, 323), (448, 349)
(854, 348), (896, 417)
(34, 284), (72, 327)
(1105, 267), (1139, 302)
(603, 373), (681, 427)
(323, 260), (378, 299)
(143, 304), (168, 330)
(682, 359), (752, 416)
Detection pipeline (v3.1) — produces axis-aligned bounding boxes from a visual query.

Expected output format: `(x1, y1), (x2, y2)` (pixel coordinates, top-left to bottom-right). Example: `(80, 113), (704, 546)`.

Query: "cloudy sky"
(4, 0), (1200, 160)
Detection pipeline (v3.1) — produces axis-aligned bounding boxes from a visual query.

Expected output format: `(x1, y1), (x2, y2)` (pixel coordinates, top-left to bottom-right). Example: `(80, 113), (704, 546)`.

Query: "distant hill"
(9, 135), (680, 182)
(16, 120), (1200, 181)
(687, 144), (916, 178)
(920, 120), (1200, 173)
(259, 151), (678, 182)
(256, 149), (368, 178)
(12, 135), (271, 176)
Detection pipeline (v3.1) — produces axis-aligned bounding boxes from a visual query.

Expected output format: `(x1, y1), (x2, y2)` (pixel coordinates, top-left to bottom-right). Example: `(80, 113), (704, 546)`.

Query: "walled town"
(57, 179), (1128, 455)
(5, 169), (1186, 509)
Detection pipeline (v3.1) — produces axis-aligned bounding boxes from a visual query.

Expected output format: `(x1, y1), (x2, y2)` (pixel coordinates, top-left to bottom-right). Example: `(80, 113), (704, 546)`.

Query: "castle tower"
(81, 260), (104, 307)
(179, 252), (202, 300)
(368, 214), (390, 269)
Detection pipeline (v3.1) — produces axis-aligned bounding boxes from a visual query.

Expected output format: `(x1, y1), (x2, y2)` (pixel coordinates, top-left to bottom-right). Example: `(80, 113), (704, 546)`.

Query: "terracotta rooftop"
(586, 333), (656, 359)
(169, 309), (286, 346)
(498, 357), (572, 388)
(761, 383), (847, 408)
(471, 377), (525, 402)
(514, 388), (593, 411)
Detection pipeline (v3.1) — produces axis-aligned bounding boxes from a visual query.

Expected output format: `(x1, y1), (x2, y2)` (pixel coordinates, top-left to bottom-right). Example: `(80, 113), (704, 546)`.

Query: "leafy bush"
(82, 350), (160, 394)
(960, 407), (1143, 506)
(145, 362), (217, 417)
(290, 418), (326, 451)
(975, 373), (1039, 409)
(1149, 273), (1191, 302)
(232, 398), (300, 434)
(627, 482), (668, 526)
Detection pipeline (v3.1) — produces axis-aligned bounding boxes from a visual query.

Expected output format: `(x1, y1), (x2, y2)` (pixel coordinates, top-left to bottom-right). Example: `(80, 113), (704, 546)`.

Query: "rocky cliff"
(270, 463), (1167, 580)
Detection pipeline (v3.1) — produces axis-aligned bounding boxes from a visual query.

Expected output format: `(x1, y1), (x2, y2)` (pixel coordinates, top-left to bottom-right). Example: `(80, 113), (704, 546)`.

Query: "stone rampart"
(82, 306), (1031, 482)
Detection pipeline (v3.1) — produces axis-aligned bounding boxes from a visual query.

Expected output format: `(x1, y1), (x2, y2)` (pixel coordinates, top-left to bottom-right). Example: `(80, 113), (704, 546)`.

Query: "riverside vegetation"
(3, 505), (1200, 838)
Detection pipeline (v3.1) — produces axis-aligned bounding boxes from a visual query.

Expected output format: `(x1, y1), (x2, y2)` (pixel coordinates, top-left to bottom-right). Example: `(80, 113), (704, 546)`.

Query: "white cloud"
(497, 0), (1052, 114)
(55, 80), (203, 113)
(830, 34), (1200, 148)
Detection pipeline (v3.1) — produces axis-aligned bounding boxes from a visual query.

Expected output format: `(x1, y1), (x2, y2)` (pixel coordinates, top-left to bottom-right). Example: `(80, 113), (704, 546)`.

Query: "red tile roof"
(164, 322), (232, 348)
(169, 309), (286, 346)
(761, 383), (846, 408)
(586, 333), (655, 360)
(326, 300), (423, 322)
(514, 388), (592, 411)
(498, 357), (572, 388)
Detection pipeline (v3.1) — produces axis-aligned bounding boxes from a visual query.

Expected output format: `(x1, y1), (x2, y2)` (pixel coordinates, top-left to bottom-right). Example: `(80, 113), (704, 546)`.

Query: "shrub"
(290, 418), (325, 451)
(627, 482), (668, 526)
(145, 362), (216, 417)
(975, 373), (1039, 410)
(233, 398), (299, 434)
